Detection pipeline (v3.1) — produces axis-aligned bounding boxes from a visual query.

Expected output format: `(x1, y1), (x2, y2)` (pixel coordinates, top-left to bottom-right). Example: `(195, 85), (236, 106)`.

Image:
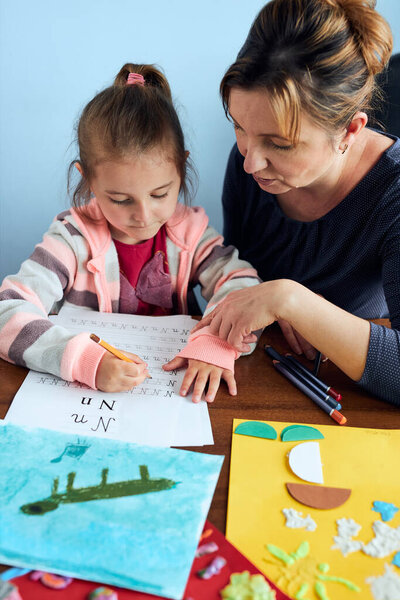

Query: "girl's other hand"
(96, 351), (150, 392)
(278, 318), (319, 360)
(163, 357), (236, 403)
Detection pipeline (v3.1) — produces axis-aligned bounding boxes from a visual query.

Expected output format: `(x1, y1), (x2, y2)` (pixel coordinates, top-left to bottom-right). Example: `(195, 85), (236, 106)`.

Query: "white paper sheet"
(5, 309), (213, 447)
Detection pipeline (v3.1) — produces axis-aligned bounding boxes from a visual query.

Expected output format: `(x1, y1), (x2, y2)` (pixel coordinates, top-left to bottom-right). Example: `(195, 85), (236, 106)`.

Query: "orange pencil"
(90, 333), (133, 363)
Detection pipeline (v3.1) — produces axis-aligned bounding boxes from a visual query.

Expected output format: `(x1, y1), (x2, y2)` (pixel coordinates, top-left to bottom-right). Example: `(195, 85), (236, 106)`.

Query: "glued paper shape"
(288, 442), (324, 484)
(234, 421), (277, 440)
(0, 423), (223, 600)
(281, 425), (324, 442)
(286, 483), (351, 509)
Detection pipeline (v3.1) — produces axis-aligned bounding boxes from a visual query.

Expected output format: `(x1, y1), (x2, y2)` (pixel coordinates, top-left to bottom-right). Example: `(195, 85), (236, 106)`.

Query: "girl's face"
(228, 87), (342, 195)
(89, 147), (181, 244)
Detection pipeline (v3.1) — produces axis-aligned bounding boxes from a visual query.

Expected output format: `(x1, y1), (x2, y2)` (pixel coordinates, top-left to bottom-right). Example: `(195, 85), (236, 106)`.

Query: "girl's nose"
(243, 144), (268, 174)
(132, 202), (150, 226)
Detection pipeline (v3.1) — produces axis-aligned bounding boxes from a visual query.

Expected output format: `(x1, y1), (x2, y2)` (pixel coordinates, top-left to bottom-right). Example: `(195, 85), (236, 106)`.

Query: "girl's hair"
(220, 0), (393, 143)
(69, 63), (195, 209)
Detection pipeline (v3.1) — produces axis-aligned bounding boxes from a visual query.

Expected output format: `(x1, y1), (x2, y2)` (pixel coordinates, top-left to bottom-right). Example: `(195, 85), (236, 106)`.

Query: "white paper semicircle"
(288, 441), (324, 484)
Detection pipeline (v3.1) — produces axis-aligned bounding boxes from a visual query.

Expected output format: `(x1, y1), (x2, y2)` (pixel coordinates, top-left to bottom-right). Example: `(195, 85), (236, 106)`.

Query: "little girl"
(0, 63), (259, 402)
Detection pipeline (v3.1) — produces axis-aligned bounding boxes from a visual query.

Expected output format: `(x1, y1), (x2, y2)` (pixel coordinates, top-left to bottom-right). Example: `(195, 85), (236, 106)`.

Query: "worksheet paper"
(5, 309), (213, 447)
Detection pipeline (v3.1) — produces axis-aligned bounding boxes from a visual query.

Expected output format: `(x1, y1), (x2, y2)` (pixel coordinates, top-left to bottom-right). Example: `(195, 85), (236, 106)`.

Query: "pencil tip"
(90, 333), (100, 343)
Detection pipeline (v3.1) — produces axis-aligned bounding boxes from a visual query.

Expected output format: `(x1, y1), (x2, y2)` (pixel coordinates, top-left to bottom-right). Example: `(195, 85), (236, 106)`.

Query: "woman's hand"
(163, 357), (236, 403)
(191, 281), (287, 351)
(96, 351), (150, 392)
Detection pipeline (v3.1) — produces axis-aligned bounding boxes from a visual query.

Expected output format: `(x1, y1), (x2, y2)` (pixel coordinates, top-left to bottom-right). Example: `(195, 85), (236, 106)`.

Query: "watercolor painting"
(0, 422), (223, 600)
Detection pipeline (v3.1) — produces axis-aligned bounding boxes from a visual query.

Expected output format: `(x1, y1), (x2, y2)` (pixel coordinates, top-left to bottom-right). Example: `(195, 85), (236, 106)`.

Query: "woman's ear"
(184, 150), (190, 161)
(340, 112), (368, 152)
(74, 161), (83, 176)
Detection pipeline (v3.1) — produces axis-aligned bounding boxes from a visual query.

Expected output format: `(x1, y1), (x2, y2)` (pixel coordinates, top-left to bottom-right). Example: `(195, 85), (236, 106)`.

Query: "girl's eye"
(233, 123), (243, 132)
(151, 192), (168, 200)
(109, 198), (131, 205)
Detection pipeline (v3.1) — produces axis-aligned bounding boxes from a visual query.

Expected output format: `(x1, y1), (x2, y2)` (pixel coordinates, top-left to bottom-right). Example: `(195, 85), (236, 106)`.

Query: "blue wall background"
(1, 0), (399, 281)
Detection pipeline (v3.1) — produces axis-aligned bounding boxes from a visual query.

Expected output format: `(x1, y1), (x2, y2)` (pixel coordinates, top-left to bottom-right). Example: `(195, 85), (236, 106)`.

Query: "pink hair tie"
(126, 73), (145, 86)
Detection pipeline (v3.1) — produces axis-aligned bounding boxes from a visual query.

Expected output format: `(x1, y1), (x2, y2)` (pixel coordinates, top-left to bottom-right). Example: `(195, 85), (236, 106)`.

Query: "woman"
(195, 0), (400, 403)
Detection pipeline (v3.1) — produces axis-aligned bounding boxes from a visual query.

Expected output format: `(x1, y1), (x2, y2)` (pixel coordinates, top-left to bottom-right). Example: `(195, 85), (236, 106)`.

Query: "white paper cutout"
(288, 441), (324, 484)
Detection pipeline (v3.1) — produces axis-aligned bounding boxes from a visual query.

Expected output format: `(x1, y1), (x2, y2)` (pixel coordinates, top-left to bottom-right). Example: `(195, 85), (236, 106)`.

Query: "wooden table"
(1, 321), (399, 539)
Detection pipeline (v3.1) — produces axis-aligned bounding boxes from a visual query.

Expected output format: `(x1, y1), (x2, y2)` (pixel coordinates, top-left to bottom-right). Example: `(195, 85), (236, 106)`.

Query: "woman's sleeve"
(358, 209), (400, 405)
(0, 218), (105, 387)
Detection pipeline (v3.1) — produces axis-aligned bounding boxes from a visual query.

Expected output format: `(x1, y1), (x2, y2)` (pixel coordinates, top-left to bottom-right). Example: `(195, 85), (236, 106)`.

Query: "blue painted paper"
(0, 423), (223, 600)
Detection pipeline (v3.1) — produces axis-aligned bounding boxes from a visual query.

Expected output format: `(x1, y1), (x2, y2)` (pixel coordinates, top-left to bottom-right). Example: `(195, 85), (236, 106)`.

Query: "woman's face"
(228, 87), (342, 194)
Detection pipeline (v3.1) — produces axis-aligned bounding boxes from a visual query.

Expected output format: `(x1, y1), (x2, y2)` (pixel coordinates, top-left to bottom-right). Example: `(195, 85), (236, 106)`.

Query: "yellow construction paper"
(226, 419), (400, 600)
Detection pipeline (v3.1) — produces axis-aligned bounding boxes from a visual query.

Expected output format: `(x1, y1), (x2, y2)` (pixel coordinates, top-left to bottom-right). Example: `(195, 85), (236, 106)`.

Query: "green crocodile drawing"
(20, 465), (176, 515)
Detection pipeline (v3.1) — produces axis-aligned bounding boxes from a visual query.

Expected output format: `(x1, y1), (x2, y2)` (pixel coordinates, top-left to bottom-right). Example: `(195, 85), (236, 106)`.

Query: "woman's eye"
(151, 192), (168, 200)
(233, 123), (243, 132)
(269, 141), (294, 152)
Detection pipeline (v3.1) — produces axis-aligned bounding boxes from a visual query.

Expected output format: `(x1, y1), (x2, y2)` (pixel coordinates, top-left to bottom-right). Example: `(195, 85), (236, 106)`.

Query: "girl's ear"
(74, 161), (83, 176)
(184, 151), (190, 161)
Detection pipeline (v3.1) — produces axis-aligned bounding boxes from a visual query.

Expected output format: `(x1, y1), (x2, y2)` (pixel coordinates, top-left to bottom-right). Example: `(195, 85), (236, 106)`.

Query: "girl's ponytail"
(114, 63), (172, 100)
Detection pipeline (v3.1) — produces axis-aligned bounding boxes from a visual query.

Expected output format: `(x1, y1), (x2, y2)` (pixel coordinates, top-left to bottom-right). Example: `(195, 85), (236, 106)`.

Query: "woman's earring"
(341, 144), (348, 155)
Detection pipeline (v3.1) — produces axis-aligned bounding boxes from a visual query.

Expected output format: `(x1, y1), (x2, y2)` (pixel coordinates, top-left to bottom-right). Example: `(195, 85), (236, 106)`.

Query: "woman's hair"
(220, 0), (393, 143)
(69, 63), (195, 209)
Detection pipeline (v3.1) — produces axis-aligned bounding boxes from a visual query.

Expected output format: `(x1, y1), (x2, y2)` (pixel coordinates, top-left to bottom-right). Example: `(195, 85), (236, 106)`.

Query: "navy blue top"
(222, 137), (400, 405)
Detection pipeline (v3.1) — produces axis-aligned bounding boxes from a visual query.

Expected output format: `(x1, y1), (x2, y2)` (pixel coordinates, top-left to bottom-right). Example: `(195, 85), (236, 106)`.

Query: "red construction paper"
(11, 521), (291, 600)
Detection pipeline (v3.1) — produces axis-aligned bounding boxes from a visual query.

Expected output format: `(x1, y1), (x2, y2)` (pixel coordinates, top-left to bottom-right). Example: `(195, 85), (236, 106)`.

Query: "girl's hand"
(163, 357), (236, 403)
(96, 351), (150, 392)
(278, 318), (318, 360)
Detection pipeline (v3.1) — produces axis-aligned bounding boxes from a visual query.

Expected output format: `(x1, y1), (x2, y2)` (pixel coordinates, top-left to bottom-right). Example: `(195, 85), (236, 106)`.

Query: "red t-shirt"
(113, 226), (173, 316)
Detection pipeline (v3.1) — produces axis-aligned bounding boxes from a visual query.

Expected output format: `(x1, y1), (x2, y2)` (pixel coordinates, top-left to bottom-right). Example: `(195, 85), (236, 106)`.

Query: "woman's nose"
(243, 144), (268, 174)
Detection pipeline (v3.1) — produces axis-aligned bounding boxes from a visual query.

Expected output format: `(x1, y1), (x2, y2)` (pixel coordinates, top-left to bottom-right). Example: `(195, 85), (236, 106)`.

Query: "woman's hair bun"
(324, 0), (392, 76)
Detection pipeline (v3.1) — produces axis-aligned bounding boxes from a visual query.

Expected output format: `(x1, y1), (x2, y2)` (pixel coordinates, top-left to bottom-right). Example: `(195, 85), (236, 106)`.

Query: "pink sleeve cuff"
(61, 332), (107, 389)
(176, 326), (240, 372)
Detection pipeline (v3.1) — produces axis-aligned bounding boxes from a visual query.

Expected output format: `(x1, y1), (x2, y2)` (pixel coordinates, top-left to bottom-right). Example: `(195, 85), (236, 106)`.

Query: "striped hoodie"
(0, 200), (259, 389)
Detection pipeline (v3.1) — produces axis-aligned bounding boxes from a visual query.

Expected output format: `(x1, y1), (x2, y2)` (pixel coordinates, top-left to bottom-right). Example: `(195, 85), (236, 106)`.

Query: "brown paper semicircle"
(286, 482), (351, 509)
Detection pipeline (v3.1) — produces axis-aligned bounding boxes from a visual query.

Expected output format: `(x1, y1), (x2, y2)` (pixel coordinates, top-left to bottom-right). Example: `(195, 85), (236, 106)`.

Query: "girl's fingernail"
(306, 351), (316, 360)
(181, 389), (187, 396)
